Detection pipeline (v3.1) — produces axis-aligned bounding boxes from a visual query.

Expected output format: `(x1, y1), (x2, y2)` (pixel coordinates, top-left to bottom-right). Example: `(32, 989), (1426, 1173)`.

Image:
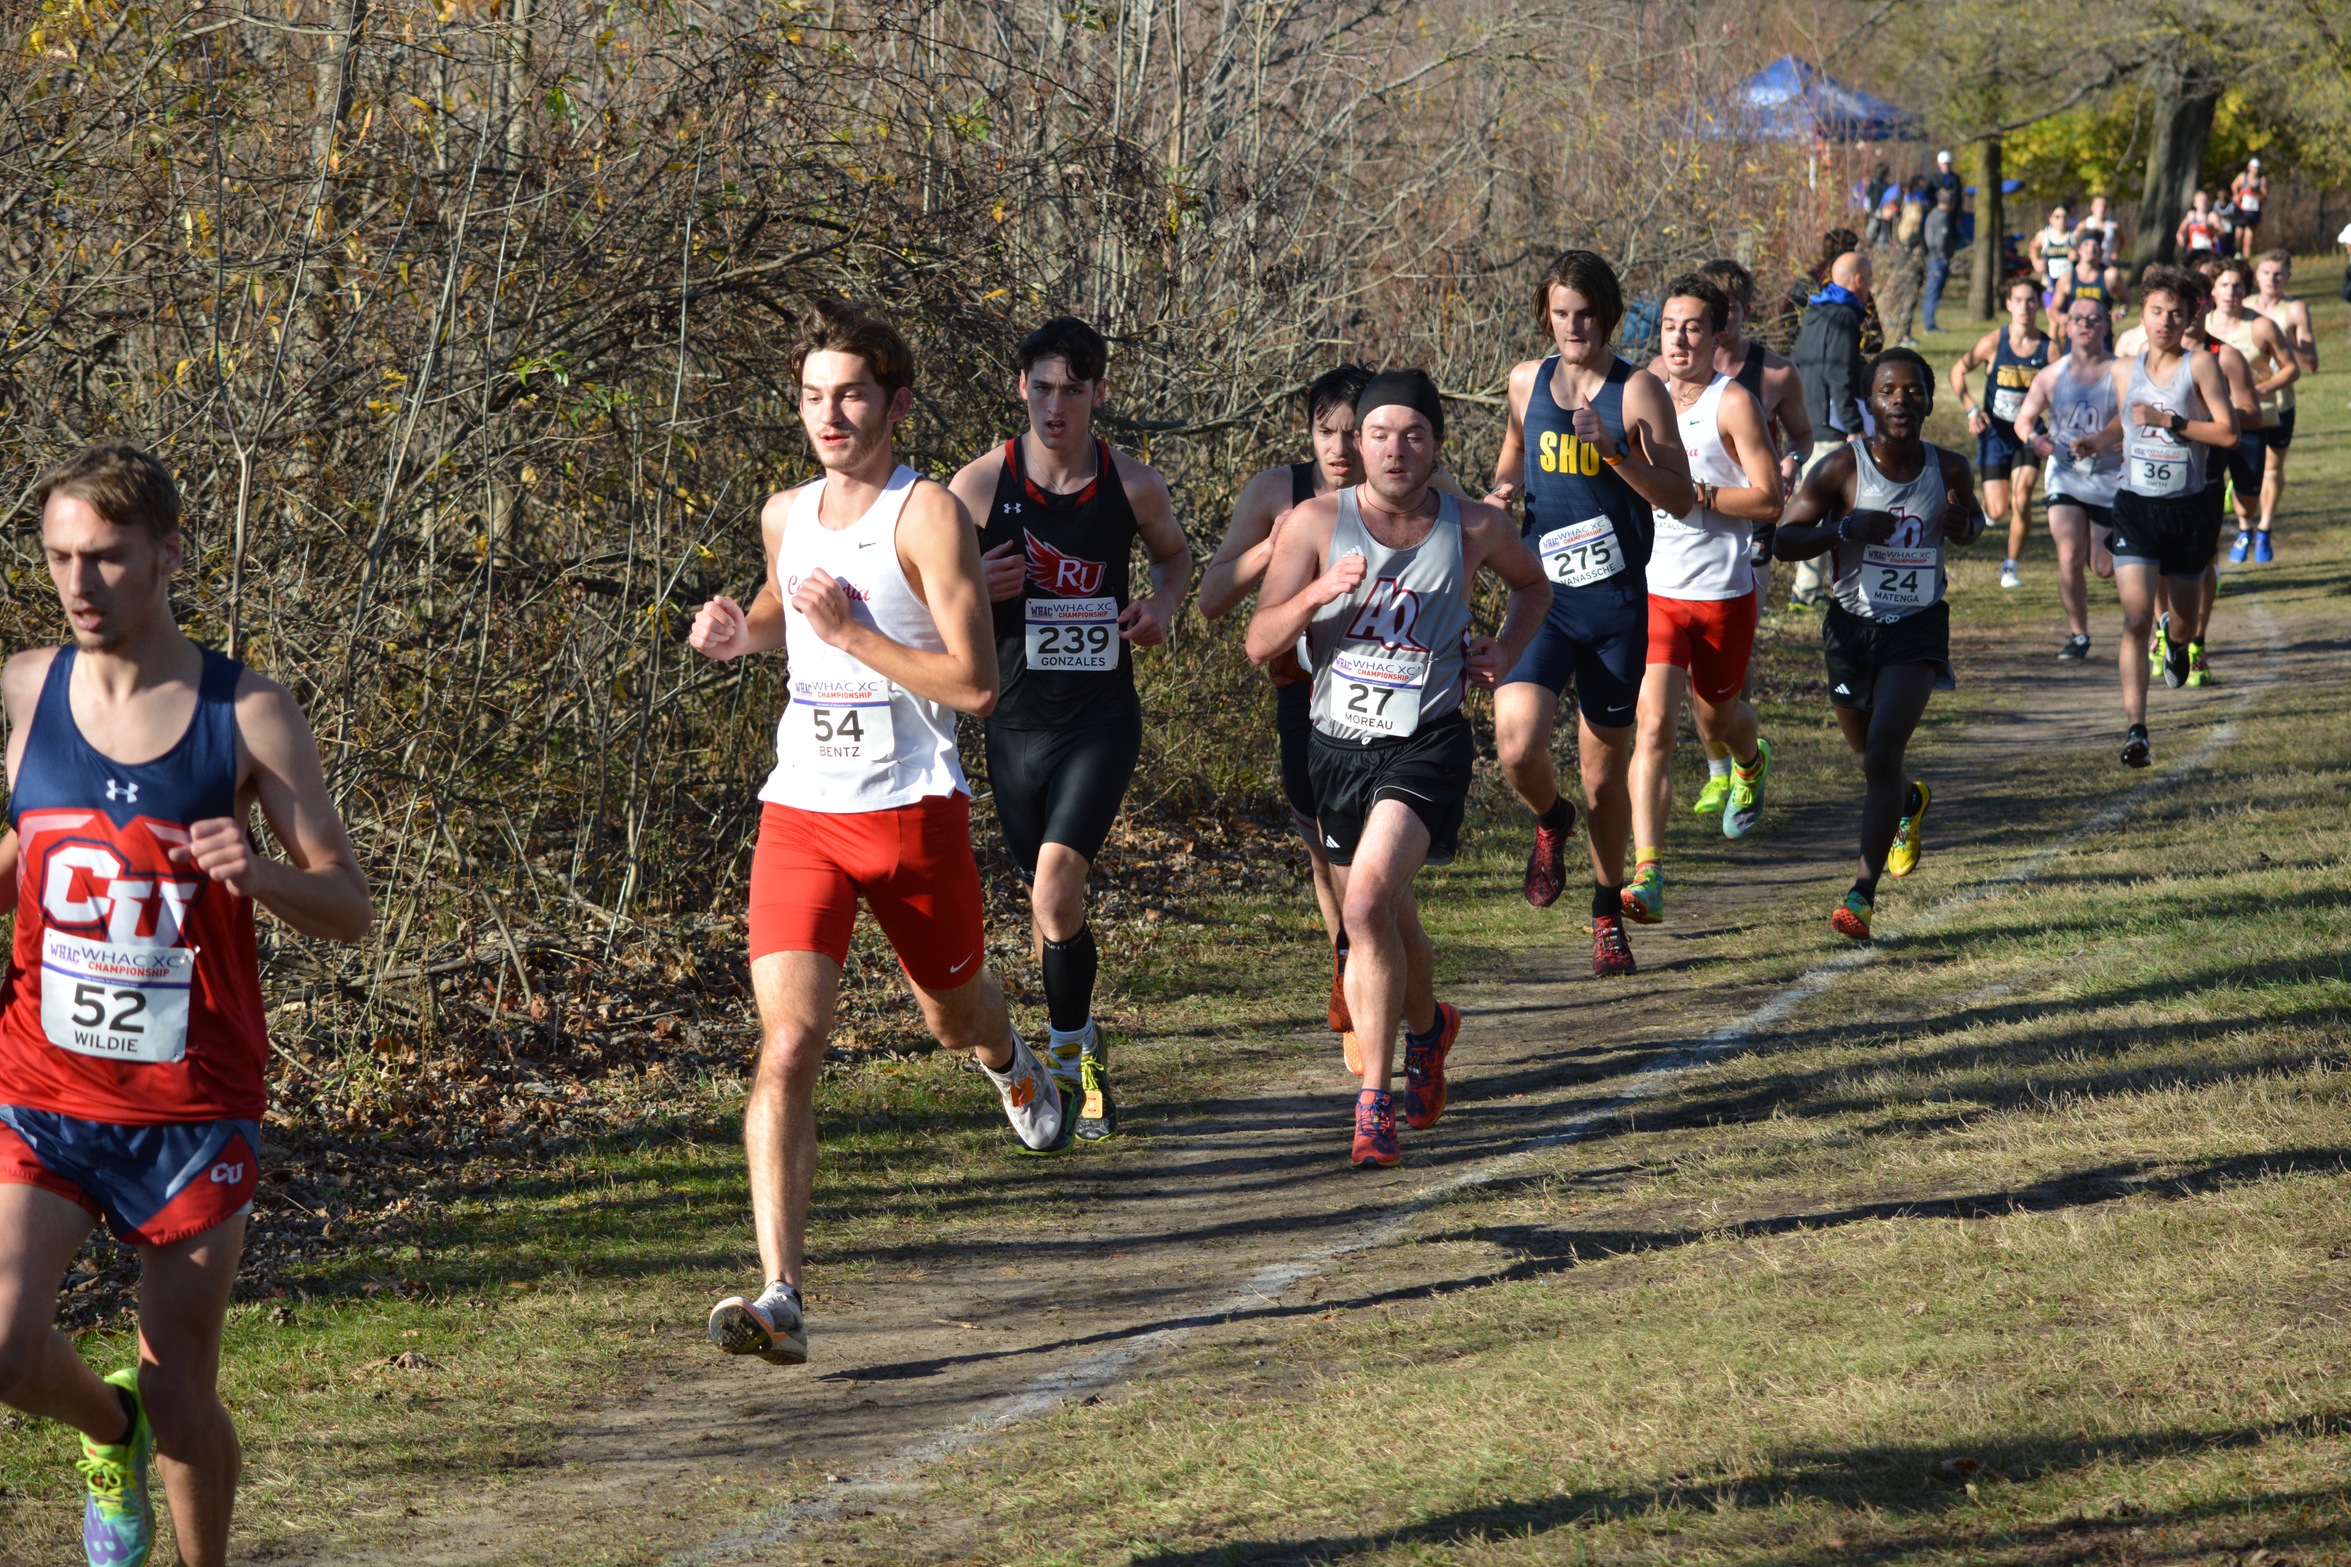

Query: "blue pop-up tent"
(1699, 56), (1925, 143)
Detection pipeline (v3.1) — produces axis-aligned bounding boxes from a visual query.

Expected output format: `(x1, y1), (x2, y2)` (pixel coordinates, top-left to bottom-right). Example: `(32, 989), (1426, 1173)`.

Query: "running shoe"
(1075, 1051), (1118, 1141)
(1999, 560), (2022, 590)
(2228, 530), (2253, 563)
(1521, 804), (1577, 908)
(2149, 614), (2170, 679)
(1401, 1001), (1460, 1131)
(2162, 632), (2191, 689)
(79, 1368), (152, 1567)
(1887, 781), (1929, 879)
(2186, 642), (2210, 687)
(2057, 633), (2090, 662)
(1327, 944), (1351, 1033)
(1342, 1029), (1365, 1077)
(1723, 737), (1771, 839)
(1830, 889), (1874, 941)
(708, 1282), (808, 1366)
(1620, 862), (1665, 925)
(1591, 913), (1637, 977)
(1043, 1028), (1085, 1099)
(2253, 531), (2274, 564)
(1691, 770), (1733, 817)
(1351, 1089), (1399, 1168)
(2121, 726), (2151, 769)
(990, 1038), (1068, 1153)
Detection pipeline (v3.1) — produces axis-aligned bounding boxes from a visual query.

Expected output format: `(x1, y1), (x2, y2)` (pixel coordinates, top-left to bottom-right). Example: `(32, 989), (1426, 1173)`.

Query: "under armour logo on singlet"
(105, 780), (138, 803)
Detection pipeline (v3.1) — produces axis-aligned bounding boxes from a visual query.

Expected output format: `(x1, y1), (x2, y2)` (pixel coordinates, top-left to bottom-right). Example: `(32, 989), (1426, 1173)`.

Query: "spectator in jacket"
(1922, 187), (1962, 331)
(1789, 251), (1875, 603)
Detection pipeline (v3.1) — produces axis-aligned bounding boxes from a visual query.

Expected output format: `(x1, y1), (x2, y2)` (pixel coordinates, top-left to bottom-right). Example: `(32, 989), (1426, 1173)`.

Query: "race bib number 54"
(786, 677), (896, 772)
(42, 929), (192, 1064)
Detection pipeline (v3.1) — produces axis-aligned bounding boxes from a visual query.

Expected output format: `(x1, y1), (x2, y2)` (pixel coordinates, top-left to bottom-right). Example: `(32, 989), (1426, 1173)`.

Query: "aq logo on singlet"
(1346, 579), (1428, 651)
(38, 834), (203, 946)
(1024, 531), (1105, 596)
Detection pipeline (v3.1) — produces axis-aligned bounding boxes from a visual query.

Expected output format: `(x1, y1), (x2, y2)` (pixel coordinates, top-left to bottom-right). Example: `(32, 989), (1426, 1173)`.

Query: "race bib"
(1024, 596), (1118, 671)
(785, 677), (897, 772)
(1538, 515), (1624, 588)
(1325, 647), (1428, 738)
(41, 929), (192, 1065)
(2125, 433), (2191, 496)
(1860, 545), (1938, 617)
(1990, 385), (2026, 423)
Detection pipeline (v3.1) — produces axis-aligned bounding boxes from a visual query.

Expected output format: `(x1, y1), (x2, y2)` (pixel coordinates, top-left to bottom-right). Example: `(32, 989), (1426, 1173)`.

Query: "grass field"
(3, 266), (2348, 1566)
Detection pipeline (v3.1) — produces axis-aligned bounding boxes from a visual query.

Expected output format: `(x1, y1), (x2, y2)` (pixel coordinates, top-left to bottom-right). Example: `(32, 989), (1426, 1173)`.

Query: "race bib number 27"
(41, 929), (192, 1064)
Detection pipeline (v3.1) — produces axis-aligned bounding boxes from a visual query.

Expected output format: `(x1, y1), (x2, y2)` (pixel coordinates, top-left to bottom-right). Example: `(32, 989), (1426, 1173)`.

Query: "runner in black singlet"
(948, 317), (1190, 1141)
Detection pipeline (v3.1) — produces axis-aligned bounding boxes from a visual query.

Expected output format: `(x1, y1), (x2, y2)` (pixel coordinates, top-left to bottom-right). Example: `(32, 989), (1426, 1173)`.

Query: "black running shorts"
(2224, 428), (2268, 499)
(2046, 495), (2114, 530)
(2111, 488), (2225, 578)
(2269, 409), (2296, 451)
(1306, 712), (1474, 868)
(1274, 679), (1318, 822)
(1822, 601), (1954, 712)
(983, 702), (1144, 876)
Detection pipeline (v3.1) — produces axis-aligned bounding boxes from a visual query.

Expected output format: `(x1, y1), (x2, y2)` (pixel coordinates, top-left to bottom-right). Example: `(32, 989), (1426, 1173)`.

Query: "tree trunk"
(1970, 135), (2004, 321)
(2133, 59), (2220, 272)
(504, 0), (534, 164)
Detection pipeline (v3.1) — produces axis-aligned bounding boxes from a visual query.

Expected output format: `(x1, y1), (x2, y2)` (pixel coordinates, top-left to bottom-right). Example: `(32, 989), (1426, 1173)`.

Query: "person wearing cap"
(2231, 158), (2268, 249)
(1248, 369), (1549, 1167)
(1933, 150), (1963, 204)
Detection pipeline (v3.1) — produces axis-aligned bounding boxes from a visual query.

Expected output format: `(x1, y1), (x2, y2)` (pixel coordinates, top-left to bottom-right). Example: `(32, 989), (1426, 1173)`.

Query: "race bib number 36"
(1860, 545), (1939, 617)
(1538, 515), (1624, 589)
(786, 677), (896, 771)
(1025, 596), (1119, 671)
(1326, 647), (1429, 738)
(41, 929), (192, 1064)
(2126, 435), (2191, 497)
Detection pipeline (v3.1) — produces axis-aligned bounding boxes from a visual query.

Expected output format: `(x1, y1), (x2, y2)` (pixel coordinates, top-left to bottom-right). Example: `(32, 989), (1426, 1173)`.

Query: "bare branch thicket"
(0, 0), (1814, 1067)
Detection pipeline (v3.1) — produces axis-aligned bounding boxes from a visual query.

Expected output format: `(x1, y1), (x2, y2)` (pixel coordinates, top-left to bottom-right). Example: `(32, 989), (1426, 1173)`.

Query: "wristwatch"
(2168, 412), (2188, 435)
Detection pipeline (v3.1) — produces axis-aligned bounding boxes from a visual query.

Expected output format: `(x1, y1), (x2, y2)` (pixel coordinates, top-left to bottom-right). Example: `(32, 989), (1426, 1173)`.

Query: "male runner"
(2012, 295), (2123, 660)
(2206, 260), (2300, 562)
(2230, 159), (2267, 247)
(2251, 250), (2317, 544)
(2049, 232), (2125, 325)
(2077, 195), (2121, 261)
(0, 441), (371, 1567)
(1246, 371), (1548, 1165)
(1691, 257), (1812, 814)
(2159, 268), (2263, 687)
(2034, 205), (2076, 300)
(1950, 276), (2048, 590)
(2104, 268), (2240, 766)
(2177, 192), (2221, 259)
(691, 300), (1067, 1368)
(1772, 351), (1986, 940)
(1625, 275), (1783, 923)
(1487, 250), (1694, 977)
(949, 317), (1189, 1141)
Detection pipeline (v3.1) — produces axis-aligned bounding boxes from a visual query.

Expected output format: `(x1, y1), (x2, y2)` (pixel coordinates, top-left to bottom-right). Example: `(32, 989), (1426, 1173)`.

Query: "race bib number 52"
(41, 929), (192, 1064)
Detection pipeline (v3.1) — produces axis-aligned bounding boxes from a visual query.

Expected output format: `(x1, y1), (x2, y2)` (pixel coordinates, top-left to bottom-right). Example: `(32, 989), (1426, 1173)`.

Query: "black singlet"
(1289, 461), (1317, 507)
(1736, 341), (1766, 398)
(978, 436), (1140, 731)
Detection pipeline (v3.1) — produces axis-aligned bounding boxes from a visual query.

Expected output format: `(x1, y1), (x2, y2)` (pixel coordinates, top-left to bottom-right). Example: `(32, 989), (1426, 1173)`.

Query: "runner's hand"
(1314, 549), (1368, 603)
(790, 569), (859, 649)
(1965, 407), (1989, 436)
(981, 541), (1027, 603)
(180, 818), (258, 897)
(1463, 635), (1504, 689)
(2067, 434), (2097, 461)
(688, 595), (750, 661)
(1118, 599), (1168, 646)
(2031, 433), (2055, 458)
(1570, 403), (1609, 452)
(1779, 453), (1802, 488)
(1839, 509), (1899, 545)
(2128, 401), (2168, 430)
(1482, 482), (1517, 508)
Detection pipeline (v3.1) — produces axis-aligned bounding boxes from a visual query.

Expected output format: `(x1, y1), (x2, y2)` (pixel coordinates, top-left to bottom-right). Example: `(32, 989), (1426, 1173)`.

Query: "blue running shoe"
(2228, 531), (2252, 564)
(79, 1368), (153, 1567)
(2253, 531), (2274, 564)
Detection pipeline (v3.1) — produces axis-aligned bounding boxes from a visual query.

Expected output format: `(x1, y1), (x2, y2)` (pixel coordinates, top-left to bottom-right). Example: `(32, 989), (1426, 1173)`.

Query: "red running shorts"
(747, 794), (989, 992)
(1647, 592), (1760, 706)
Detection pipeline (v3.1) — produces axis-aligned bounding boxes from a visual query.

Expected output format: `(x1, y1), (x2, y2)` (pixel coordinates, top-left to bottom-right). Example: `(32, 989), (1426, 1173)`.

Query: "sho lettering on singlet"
(1536, 429), (1608, 478)
(785, 675), (896, 772)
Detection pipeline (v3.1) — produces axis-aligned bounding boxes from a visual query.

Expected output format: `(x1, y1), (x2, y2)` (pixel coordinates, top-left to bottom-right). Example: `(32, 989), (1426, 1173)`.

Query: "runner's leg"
(2004, 467), (2035, 567)
(137, 1214), (245, 1567)
(2050, 503), (2091, 640)
(0, 1183), (120, 1439)
(2170, 567), (2216, 648)
(2114, 562), (2157, 727)
(1628, 663), (1686, 869)
(1689, 687), (1760, 766)
(2260, 438), (2285, 538)
(1334, 799), (1435, 1093)
(1850, 664), (1938, 892)
(1495, 681), (1564, 819)
(744, 950), (842, 1290)
(1579, 714), (1634, 898)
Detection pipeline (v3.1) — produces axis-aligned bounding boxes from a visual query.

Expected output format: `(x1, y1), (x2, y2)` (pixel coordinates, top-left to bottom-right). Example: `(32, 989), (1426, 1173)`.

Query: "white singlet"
(1647, 374), (1754, 601)
(757, 467), (968, 813)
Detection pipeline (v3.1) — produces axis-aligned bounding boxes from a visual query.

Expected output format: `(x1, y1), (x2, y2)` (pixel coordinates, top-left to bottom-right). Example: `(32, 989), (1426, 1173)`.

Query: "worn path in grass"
(312, 540), (2330, 1567)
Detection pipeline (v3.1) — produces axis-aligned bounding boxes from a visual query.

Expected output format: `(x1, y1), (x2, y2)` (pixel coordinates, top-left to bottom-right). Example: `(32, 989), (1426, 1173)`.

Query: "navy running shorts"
(1502, 577), (1646, 729)
(0, 1106), (259, 1247)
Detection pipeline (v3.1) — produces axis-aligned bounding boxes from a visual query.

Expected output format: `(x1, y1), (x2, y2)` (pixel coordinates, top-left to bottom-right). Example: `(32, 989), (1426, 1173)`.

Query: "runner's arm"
(1951, 334), (1993, 430)
(0, 650), (52, 917)
(1710, 385), (1785, 522)
(1483, 361), (1537, 506)
(1244, 498), (1353, 666)
(1119, 458), (1191, 646)
(948, 447), (1026, 604)
(1610, 370), (1697, 518)
(1765, 447), (1858, 560)
(1197, 467), (1289, 620)
(2287, 301), (2317, 372)
(821, 481), (1001, 715)
(1936, 448), (1988, 547)
(687, 493), (790, 661)
(1460, 507), (1551, 688)
(2012, 366), (2058, 455)
(2252, 319), (2301, 397)
(1770, 365), (1816, 475)
(190, 677), (372, 942)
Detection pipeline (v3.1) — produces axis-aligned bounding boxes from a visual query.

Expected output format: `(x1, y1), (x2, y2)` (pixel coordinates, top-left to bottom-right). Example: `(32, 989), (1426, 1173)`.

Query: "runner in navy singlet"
(1950, 275), (2049, 589)
(0, 442), (370, 1567)
(949, 317), (1190, 1140)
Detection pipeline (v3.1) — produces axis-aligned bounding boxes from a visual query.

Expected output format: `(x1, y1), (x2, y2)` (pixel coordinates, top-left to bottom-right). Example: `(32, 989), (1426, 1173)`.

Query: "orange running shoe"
(1327, 943), (1352, 1033)
(1402, 1002), (1460, 1130)
(1592, 913), (1637, 976)
(1351, 1089), (1399, 1168)
(1830, 888), (1874, 941)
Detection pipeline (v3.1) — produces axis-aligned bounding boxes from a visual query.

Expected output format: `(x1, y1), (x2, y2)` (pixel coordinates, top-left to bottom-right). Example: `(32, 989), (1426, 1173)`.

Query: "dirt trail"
(319, 583), (2308, 1567)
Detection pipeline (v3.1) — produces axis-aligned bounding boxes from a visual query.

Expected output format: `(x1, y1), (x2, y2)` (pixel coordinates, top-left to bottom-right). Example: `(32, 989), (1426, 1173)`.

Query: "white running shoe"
(709, 1281), (808, 1365)
(986, 1037), (1067, 1151)
(1999, 560), (2022, 590)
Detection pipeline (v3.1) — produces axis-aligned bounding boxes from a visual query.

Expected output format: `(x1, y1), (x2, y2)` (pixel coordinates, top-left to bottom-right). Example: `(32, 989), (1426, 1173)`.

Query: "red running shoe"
(1403, 1002), (1460, 1130)
(1592, 913), (1637, 976)
(1522, 804), (1578, 907)
(1327, 944), (1352, 1033)
(1351, 1089), (1399, 1167)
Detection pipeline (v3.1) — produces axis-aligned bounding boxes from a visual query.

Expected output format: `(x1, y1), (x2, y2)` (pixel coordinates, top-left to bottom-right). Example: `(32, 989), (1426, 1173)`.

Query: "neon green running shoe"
(2148, 614), (2169, 680)
(1724, 737), (1771, 839)
(1075, 1032), (1118, 1141)
(1620, 861), (1665, 925)
(2185, 642), (2210, 687)
(1691, 770), (1733, 817)
(79, 1367), (153, 1567)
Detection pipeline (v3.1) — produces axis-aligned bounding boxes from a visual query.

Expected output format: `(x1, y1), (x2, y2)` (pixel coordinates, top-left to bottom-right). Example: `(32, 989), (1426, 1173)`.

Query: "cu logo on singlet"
(1537, 430), (1604, 477)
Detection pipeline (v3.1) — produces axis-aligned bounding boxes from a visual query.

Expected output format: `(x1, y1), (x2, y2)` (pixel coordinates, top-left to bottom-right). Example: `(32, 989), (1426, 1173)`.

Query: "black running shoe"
(2120, 726), (2151, 769)
(2057, 634), (2090, 662)
(2161, 635), (2191, 689)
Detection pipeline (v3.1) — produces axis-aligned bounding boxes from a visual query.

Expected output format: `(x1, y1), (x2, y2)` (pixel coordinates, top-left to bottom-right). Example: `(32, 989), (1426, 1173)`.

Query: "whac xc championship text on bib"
(2125, 430), (2192, 496)
(1324, 647), (1429, 738)
(1859, 543), (1939, 617)
(786, 676), (897, 772)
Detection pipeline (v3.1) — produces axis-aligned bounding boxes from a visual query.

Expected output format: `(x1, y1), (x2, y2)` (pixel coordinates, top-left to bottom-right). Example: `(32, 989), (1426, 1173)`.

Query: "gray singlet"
(1306, 487), (1470, 743)
(2120, 352), (2209, 499)
(1829, 437), (1950, 624)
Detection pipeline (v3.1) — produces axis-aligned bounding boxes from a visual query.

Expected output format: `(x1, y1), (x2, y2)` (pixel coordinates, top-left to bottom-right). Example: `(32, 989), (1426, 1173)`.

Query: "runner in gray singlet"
(1303, 488), (1473, 742)
(2012, 296), (2122, 660)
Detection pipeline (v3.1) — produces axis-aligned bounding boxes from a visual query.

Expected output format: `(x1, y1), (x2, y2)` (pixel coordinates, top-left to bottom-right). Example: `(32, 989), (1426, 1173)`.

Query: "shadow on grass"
(1120, 1419), (2351, 1565)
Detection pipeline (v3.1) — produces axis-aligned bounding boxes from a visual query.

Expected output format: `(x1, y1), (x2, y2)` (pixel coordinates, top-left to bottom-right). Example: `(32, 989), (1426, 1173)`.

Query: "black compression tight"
(1041, 926), (1099, 1034)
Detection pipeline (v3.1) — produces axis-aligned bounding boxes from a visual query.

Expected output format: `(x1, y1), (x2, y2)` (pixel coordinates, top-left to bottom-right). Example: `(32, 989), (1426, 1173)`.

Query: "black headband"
(1355, 369), (1444, 442)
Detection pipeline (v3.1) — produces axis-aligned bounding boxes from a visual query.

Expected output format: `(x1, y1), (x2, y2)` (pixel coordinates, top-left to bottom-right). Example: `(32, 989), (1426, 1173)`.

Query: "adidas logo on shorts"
(1834, 683), (1852, 695)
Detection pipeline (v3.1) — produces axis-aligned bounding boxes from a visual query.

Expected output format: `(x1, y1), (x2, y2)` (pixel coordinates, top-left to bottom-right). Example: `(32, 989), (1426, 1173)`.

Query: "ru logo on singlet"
(1024, 531), (1106, 596)
(1346, 578), (1426, 651)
